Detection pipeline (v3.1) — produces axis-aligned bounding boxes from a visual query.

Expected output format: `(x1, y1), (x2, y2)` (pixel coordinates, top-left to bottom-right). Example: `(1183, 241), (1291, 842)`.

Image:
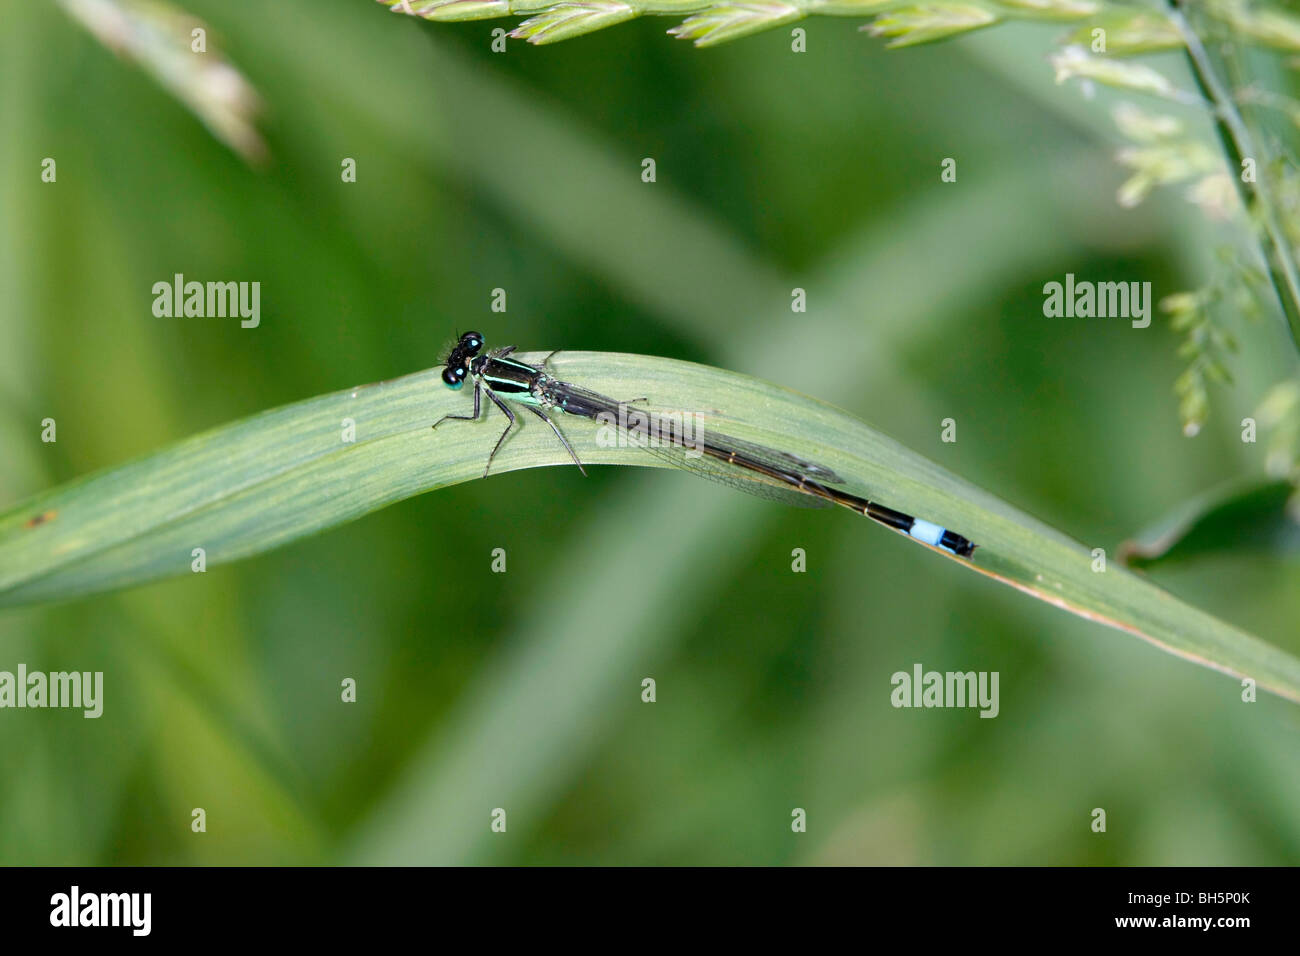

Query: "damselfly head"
(441, 330), (485, 389)
(442, 364), (468, 389)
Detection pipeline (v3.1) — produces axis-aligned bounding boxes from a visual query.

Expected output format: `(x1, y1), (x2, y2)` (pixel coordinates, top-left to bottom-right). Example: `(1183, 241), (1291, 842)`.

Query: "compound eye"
(442, 366), (466, 389)
(461, 331), (483, 355)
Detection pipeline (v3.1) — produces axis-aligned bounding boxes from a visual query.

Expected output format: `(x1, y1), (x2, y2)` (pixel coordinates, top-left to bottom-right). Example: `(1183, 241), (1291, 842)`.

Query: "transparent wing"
(636, 436), (833, 510)
(550, 382), (837, 509)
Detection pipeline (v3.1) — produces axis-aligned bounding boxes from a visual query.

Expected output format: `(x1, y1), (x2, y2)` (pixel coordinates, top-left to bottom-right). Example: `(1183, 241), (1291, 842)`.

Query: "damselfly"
(434, 331), (976, 559)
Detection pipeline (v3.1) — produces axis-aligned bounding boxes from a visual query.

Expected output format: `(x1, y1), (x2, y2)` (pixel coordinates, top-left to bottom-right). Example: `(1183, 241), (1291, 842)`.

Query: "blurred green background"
(2, 0), (1298, 865)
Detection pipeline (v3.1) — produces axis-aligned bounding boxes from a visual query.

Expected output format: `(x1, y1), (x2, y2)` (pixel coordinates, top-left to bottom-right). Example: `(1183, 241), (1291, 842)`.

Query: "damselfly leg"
(431, 376), (519, 479)
(520, 404), (587, 476)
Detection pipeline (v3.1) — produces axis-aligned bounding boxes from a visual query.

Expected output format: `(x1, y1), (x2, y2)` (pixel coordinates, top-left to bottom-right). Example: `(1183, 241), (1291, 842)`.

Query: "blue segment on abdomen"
(908, 519), (946, 547)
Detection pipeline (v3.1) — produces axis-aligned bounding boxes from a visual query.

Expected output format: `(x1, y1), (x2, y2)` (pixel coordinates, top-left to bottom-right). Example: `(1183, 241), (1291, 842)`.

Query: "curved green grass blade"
(2, 350), (1299, 702)
(1121, 478), (1300, 566)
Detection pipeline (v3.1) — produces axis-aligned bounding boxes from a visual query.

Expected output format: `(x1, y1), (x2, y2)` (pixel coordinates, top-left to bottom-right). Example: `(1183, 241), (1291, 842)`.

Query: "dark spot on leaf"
(25, 510), (56, 529)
